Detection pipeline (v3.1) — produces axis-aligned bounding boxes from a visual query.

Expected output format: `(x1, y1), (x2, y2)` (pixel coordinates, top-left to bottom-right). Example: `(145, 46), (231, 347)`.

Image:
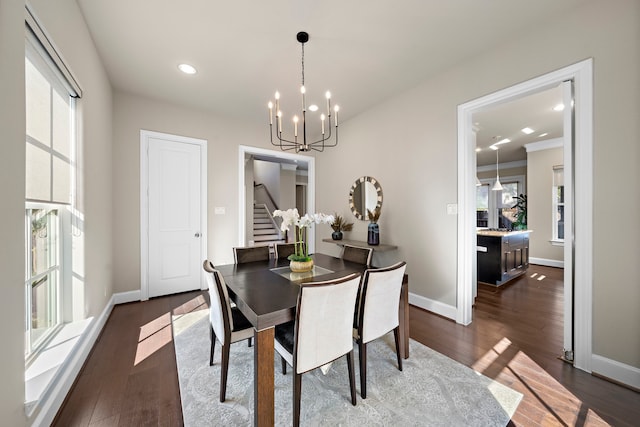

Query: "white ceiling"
(76, 0), (579, 162)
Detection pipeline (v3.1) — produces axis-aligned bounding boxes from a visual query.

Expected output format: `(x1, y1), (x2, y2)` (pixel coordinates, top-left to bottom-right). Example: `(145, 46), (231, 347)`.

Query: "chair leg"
(293, 372), (302, 427)
(248, 337), (252, 347)
(281, 356), (287, 375)
(347, 350), (357, 406)
(359, 341), (367, 399)
(220, 342), (230, 402)
(209, 326), (216, 366)
(393, 326), (403, 371)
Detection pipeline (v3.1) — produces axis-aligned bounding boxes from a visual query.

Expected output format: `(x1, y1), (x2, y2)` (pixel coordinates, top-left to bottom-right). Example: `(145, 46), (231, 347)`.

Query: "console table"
(322, 238), (398, 252)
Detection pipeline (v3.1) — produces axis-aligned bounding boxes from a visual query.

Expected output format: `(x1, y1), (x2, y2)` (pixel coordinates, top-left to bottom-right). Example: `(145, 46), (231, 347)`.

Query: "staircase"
(253, 205), (284, 249)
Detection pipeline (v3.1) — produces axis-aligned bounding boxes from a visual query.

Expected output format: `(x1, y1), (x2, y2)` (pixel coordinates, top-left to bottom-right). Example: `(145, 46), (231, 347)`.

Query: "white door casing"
(238, 145), (315, 251)
(140, 130), (207, 300)
(457, 59), (593, 372)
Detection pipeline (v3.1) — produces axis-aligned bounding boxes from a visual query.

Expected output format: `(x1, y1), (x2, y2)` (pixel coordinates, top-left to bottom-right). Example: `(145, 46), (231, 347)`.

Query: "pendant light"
(492, 147), (503, 191)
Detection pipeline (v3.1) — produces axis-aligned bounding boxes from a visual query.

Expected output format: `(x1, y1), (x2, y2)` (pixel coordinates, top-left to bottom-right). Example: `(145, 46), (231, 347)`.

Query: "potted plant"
(330, 213), (353, 240)
(511, 194), (527, 230)
(273, 208), (334, 272)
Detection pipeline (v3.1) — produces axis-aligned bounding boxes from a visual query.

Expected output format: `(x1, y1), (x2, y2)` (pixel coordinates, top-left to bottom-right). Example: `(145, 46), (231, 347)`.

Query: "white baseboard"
(530, 257), (564, 268)
(113, 290), (141, 305)
(409, 292), (457, 320)
(591, 353), (640, 390)
(30, 295), (116, 427)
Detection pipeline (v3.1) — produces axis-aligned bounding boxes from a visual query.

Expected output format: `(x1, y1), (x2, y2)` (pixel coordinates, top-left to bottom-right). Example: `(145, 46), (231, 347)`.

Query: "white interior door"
(141, 131), (206, 299)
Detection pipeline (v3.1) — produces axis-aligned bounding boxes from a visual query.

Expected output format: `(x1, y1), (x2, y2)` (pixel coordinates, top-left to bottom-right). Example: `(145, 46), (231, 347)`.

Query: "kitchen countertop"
(477, 229), (532, 237)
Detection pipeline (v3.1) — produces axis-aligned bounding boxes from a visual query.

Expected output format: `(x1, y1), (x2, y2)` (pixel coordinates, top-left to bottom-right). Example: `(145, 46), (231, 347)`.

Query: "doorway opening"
(457, 59), (593, 372)
(238, 146), (316, 252)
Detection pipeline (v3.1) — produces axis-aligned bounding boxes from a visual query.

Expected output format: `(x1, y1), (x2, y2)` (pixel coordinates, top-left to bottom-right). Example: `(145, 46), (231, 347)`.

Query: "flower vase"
(367, 222), (380, 246)
(331, 231), (343, 240)
(290, 259), (314, 273)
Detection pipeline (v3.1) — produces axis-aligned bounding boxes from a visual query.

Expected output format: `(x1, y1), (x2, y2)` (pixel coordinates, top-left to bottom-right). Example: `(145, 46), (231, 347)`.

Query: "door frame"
(140, 130), (208, 301)
(238, 145), (315, 250)
(456, 59), (593, 372)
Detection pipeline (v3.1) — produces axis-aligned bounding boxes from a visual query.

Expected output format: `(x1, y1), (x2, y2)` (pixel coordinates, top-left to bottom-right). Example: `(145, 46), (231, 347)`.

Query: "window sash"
(552, 166), (565, 241)
(25, 207), (62, 356)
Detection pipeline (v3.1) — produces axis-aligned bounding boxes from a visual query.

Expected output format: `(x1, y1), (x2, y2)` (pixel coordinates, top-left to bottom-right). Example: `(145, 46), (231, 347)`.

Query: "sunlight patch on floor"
(134, 312), (172, 366)
(472, 337), (609, 426)
(134, 295), (209, 366)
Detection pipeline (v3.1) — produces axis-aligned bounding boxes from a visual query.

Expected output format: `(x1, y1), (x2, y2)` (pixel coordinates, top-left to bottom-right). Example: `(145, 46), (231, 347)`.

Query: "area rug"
(173, 310), (522, 426)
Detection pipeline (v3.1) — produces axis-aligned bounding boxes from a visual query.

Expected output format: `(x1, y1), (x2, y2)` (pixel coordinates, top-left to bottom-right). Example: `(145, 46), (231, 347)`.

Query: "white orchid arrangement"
(273, 208), (334, 261)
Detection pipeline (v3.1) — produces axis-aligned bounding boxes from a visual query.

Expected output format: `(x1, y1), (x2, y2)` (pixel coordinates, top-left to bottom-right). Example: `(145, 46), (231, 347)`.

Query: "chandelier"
(268, 31), (339, 152)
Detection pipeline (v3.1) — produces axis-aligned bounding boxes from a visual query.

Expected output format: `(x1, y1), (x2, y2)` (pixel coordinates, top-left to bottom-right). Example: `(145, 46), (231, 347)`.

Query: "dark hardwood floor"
(54, 265), (639, 426)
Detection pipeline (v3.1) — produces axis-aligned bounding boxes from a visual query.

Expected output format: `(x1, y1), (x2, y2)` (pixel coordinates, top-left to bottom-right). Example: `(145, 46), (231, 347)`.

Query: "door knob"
(195, 232), (201, 238)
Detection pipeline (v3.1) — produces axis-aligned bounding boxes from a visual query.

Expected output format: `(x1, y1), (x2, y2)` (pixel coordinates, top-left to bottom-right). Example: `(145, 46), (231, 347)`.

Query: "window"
(24, 25), (77, 359)
(477, 175), (525, 229)
(25, 207), (61, 354)
(552, 166), (564, 242)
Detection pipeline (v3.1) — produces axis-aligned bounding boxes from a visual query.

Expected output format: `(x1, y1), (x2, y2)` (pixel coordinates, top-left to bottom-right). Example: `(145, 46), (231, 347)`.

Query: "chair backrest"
(203, 260), (233, 345)
(342, 244), (373, 268)
(233, 245), (270, 264)
(294, 273), (361, 374)
(356, 261), (407, 344)
(274, 243), (296, 260)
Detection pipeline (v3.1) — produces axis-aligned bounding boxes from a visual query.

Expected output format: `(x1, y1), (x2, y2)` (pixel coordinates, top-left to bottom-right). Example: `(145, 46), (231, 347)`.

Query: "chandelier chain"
(301, 43), (305, 86)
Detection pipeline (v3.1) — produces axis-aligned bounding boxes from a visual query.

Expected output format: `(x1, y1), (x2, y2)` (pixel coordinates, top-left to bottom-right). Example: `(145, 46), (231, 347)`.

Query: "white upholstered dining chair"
(203, 260), (255, 402)
(353, 261), (407, 398)
(274, 273), (361, 427)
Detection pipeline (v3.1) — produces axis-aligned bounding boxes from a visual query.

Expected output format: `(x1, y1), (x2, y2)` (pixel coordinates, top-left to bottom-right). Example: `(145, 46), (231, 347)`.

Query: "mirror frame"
(349, 176), (383, 220)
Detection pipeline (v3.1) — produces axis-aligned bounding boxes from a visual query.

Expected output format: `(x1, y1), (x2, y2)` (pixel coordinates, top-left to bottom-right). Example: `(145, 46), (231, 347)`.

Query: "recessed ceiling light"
(538, 132), (549, 137)
(490, 145), (499, 150)
(495, 138), (511, 145)
(178, 63), (197, 74)
(308, 104), (318, 112)
(475, 147), (482, 152)
(521, 127), (534, 134)
(553, 103), (564, 111)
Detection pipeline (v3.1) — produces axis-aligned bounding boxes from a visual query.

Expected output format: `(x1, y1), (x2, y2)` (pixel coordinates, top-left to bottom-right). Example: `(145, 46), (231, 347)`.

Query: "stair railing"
(254, 183), (283, 239)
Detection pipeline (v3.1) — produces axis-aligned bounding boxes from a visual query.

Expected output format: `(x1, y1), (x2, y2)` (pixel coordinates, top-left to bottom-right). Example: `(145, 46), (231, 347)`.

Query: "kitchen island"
(477, 229), (532, 286)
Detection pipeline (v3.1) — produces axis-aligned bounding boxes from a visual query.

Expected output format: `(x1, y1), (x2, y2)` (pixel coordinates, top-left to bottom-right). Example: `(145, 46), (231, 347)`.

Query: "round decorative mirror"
(349, 176), (383, 220)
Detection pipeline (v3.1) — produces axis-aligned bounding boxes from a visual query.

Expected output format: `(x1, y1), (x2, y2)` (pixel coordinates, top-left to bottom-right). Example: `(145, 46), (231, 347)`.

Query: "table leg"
(399, 275), (410, 359)
(254, 327), (275, 426)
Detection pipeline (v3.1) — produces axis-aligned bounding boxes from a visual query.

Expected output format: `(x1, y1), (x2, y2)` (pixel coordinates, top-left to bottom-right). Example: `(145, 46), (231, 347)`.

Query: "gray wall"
(527, 147), (564, 262)
(1, 1), (638, 423)
(317, 0), (640, 368)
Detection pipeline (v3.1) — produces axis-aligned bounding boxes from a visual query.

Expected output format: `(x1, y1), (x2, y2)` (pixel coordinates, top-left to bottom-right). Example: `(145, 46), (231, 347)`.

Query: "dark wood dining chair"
(274, 242), (296, 260)
(274, 273), (361, 427)
(203, 260), (255, 402)
(353, 261), (407, 398)
(233, 245), (270, 263)
(341, 244), (373, 268)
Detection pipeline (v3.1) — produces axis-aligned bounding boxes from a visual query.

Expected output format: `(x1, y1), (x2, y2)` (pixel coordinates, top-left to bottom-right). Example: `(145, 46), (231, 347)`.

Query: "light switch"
(447, 204), (458, 215)
(214, 207), (225, 215)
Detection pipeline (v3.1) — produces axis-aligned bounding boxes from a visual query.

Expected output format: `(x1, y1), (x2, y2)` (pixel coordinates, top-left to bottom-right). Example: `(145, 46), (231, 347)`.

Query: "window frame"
(551, 166), (565, 245)
(24, 24), (77, 362)
(477, 174), (525, 229)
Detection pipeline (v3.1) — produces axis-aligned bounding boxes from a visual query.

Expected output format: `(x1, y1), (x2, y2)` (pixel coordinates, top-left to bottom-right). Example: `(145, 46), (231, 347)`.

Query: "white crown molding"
(477, 159), (527, 173)
(524, 137), (563, 152)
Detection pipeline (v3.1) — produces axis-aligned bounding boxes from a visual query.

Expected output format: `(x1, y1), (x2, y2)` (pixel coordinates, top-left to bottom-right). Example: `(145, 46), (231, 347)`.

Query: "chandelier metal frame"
(268, 31), (339, 153)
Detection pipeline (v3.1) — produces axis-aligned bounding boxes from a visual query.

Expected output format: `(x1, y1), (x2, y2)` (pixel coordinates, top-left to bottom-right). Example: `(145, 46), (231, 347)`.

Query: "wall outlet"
(447, 204), (458, 215)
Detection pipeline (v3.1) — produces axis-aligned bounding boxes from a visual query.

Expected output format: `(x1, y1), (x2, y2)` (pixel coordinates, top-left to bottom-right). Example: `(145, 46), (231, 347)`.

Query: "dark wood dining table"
(215, 252), (409, 427)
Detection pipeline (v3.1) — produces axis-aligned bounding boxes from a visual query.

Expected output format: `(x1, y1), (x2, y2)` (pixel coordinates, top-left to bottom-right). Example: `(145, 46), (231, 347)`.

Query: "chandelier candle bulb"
(268, 102), (273, 124)
(293, 116), (298, 137)
(321, 114), (325, 134)
(334, 105), (339, 126)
